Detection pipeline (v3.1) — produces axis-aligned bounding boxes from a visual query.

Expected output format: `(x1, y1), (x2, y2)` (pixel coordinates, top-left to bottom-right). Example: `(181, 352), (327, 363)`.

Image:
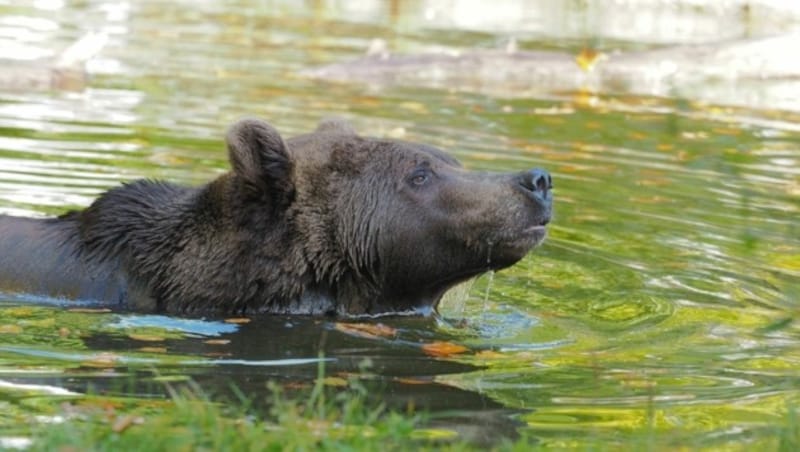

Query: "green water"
(0, 1), (799, 448)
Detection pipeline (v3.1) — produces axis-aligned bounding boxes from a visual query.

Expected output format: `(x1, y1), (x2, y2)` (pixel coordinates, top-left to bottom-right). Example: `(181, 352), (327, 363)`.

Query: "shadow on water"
(0, 0), (799, 448)
(0, 303), (523, 442)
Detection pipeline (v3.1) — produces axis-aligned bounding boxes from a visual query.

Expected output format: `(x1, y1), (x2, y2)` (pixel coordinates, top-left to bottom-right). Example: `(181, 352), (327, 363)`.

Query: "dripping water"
(483, 241), (495, 316)
(482, 270), (495, 316)
(438, 278), (474, 318)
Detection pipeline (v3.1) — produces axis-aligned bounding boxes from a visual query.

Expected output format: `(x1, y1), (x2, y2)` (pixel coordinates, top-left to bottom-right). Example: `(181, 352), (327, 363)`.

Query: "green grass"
(22, 357), (475, 452)
(16, 356), (800, 451)
(16, 380), (800, 451)
(25, 380), (436, 452)
(778, 406), (800, 452)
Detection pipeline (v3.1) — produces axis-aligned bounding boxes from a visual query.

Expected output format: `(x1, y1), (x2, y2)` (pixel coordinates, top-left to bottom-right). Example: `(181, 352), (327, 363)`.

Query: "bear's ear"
(226, 118), (294, 200)
(315, 117), (357, 135)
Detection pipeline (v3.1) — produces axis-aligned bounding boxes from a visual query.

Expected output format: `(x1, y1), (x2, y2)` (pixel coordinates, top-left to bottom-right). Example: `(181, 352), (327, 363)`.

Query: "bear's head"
(225, 118), (552, 316)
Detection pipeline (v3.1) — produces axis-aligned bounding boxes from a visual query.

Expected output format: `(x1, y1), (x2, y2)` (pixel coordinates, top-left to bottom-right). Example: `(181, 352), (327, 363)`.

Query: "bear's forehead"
(384, 140), (462, 167)
(287, 133), (462, 168)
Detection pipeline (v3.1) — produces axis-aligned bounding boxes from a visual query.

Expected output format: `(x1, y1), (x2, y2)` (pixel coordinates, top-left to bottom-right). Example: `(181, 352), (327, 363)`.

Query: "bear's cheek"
(382, 240), (484, 292)
(377, 218), (478, 282)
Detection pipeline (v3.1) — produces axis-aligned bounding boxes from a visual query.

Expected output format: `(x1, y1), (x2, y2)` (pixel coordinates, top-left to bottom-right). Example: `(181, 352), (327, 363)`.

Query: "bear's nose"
(518, 168), (552, 198)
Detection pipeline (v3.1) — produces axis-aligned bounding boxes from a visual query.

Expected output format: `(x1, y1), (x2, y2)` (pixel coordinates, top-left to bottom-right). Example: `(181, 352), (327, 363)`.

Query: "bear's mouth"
(405, 223), (548, 312)
(486, 223), (548, 269)
(522, 224), (548, 246)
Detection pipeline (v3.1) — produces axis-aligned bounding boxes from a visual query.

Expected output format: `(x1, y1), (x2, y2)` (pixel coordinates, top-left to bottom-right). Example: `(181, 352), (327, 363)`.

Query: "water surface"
(0, 1), (798, 448)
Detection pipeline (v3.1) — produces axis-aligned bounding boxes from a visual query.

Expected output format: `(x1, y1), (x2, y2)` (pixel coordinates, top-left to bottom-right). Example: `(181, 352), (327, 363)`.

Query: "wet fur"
(0, 118), (551, 316)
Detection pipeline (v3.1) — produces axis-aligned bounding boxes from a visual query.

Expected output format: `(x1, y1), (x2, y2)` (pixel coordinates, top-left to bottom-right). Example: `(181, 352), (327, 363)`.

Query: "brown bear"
(0, 118), (552, 316)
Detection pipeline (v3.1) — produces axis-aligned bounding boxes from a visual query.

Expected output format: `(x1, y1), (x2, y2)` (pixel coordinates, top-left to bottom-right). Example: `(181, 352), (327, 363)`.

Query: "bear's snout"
(518, 168), (552, 200)
(516, 168), (553, 223)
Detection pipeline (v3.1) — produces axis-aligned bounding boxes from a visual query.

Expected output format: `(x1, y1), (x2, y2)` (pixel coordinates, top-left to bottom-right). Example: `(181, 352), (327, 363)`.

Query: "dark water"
(0, 1), (799, 448)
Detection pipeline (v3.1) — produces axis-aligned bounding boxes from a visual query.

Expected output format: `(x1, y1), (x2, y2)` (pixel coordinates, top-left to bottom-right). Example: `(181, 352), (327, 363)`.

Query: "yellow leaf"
(321, 376), (348, 387)
(128, 333), (165, 342)
(571, 89), (599, 108)
(394, 377), (434, 385)
(629, 195), (670, 204)
(111, 415), (144, 433)
(411, 428), (459, 440)
(82, 352), (120, 368)
(712, 127), (742, 136)
(203, 339), (231, 345)
(575, 48), (605, 72)
(421, 341), (469, 357)
(399, 101), (428, 114)
(67, 308), (111, 313)
(771, 254), (800, 271)
(224, 317), (251, 324)
(334, 322), (398, 340)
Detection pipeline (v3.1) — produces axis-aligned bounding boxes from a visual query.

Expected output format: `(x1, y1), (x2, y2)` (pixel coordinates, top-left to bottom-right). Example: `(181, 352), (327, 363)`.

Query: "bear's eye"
(409, 169), (430, 186)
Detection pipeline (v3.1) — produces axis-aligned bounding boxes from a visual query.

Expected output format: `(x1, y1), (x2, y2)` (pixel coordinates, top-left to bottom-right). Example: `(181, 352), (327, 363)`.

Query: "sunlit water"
(0, 0), (798, 448)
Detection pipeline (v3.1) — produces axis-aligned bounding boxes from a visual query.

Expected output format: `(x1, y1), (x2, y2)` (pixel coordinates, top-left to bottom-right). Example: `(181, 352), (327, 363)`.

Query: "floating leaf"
(204, 339), (231, 345)
(128, 333), (166, 342)
(320, 376), (348, 387)
(571, 89), (599, 108)
(82, 352), (120, 368)
(399, 101), (427, 114)
(411, 428), (459, 440)
(421, 341), (469, 357)
(283, 381), (311, 390)
(575, 48), (604, 72)
(770, 254), (800, 272)
(111, 415), (144, 433)
(224, 318), (251, 324)
(711, 127), (742, 136)
(334, 322), (397, 340)
(394, 377), (434, 385)
(629, 195), (669, 204)
(67, 308), (112, 313)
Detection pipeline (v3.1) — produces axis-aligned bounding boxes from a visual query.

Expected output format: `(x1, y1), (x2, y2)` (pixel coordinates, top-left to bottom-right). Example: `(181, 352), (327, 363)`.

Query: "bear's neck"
(332, 274), (445, 316)
(158, 174), (310, 314)
(73, 176), (309, 314)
